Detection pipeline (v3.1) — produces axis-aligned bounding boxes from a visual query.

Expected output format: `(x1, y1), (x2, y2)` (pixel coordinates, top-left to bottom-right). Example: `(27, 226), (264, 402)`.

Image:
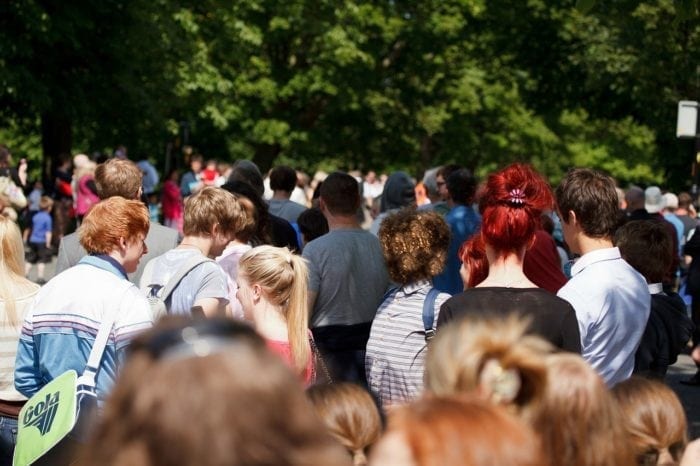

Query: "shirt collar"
(400, 280), (432, 296)
(79, 254), (128, 280)
(648, 282), (664, 294)
(570, 247), (621, 277)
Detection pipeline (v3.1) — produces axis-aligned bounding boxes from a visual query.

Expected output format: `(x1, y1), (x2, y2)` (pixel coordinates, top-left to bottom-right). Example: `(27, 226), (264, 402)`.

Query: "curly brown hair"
(378, 208), (450, 285)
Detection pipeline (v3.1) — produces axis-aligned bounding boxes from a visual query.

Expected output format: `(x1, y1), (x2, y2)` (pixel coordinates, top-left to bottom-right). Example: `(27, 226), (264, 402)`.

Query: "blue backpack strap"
(422, 287), (440, 342)
(381, 286), (399, 304)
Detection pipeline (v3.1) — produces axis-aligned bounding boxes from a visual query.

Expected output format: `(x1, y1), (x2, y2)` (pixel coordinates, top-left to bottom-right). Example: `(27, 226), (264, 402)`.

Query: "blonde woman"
(0, 217), (40, 463)
(237, 245), (315, 384)
(425, 316), (552, 422)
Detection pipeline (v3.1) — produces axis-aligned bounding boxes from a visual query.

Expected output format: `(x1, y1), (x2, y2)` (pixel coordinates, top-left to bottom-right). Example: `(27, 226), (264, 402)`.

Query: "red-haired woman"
(437, 163), (580, 352)
(458, 233), (489, 290)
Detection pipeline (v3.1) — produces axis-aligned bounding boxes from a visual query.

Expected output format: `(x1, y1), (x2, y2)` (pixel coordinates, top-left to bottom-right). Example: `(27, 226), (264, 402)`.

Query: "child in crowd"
(24, 196), (53, 285)
(201, 159), (218, 186)
(22, 180), (43, 243)
(147, 191), (161, 225)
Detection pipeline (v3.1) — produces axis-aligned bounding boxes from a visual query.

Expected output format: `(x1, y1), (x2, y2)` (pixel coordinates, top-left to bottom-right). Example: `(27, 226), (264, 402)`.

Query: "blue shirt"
(557, 247), (650, 386)
(433, 205), (480, 295)
(29, 211), (52, 244)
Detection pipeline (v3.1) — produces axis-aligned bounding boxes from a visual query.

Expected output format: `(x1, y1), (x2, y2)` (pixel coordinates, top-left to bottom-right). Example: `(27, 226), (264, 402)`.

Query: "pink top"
(75, 175), (99, 216)
(161, 179), (183, 220)
(266, 339), (315, 386)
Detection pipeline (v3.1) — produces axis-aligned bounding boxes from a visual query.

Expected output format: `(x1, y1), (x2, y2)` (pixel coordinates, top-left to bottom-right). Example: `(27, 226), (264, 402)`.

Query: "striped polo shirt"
(365, 280), (450, 408)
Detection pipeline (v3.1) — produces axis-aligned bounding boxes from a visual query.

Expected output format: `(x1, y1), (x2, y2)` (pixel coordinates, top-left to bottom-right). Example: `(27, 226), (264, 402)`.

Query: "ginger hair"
(478, 163), (553, 254)
(377, 395), (544, 466)
(78, 197), (149, 255)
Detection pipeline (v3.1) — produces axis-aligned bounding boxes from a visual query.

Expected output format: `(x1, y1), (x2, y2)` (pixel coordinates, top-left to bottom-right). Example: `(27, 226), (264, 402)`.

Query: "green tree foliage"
(1, 1), (699, 187)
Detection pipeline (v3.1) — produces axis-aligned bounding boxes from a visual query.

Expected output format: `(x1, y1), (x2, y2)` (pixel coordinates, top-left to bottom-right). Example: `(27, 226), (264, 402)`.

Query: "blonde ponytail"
(239, 246), (311, 376)
(425, 315), (553, 420)
(286, 253), (311, 375)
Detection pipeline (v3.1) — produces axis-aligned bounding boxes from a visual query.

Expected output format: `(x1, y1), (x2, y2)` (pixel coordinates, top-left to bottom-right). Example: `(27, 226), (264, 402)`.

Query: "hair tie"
(286, 254), (293, 266)
(479, 358), (521, 404)
(508, 188), (526, 206)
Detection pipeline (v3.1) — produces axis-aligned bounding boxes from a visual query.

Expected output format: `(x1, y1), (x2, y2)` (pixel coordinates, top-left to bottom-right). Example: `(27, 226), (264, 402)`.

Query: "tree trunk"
(40, 112), (72, 185)
(253, 143), (281, 174)
(419, 134), (434, 179)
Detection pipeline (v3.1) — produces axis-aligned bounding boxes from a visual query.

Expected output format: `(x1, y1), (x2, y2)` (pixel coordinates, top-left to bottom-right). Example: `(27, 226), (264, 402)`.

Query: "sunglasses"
(129, 317), (262, 361)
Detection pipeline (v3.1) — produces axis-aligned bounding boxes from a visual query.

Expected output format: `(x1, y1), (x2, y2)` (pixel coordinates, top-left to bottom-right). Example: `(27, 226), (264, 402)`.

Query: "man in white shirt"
(555, 168), (650, 386)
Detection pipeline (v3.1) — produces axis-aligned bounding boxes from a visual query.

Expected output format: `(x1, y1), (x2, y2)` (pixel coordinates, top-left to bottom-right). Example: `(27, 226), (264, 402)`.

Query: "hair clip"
(479, 358), (521, 404)
(508, 188), (526, 206)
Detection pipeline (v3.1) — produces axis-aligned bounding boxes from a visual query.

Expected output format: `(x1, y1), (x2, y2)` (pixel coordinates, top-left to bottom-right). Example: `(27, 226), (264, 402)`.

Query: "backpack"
(140, 254), (214, 320)
(382, 286), (440, 342)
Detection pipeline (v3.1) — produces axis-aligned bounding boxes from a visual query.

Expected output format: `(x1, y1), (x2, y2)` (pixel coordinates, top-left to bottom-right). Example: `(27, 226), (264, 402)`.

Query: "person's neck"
(326, 214), (361, 231)
(271, 191), (291, 201)
(478, 249), (535, 288)
(178, 236), (212, 258)
(252, 302), (289, 342)
(677, 208), (690, 216)
(577, 236), (614, 256)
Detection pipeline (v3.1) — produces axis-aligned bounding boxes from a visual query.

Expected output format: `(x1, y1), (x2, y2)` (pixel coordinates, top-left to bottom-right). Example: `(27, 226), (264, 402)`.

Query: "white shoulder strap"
(79, 283), (132, 386)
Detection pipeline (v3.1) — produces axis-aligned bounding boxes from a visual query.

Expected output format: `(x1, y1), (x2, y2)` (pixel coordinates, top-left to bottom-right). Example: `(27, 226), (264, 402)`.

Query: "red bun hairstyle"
(479, 163), (553, 253)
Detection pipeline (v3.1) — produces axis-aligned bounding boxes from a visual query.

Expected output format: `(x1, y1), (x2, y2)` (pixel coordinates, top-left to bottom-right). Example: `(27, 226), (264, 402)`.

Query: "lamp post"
(677, 100), (700, 197)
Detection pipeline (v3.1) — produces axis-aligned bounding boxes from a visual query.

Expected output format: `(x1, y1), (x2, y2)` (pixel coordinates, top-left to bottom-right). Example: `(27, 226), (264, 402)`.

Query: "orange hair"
(79, 197), (149, 254)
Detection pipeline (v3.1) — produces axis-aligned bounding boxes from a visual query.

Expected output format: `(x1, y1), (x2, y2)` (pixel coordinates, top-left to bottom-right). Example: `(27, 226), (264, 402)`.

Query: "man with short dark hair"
(268, 165), (306, 224)
(556, 168), (650, 386)
(56, 158), (179, 284)
(302, 171), (389, 386)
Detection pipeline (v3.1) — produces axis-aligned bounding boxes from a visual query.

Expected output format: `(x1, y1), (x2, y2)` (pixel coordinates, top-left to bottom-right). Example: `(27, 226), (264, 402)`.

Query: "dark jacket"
(634, 291), (694, 379)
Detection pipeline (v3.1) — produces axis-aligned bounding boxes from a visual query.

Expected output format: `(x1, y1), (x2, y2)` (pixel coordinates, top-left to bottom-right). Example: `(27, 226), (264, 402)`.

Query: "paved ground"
(668, 354), (700, 438)
(32, 254), (700, 437)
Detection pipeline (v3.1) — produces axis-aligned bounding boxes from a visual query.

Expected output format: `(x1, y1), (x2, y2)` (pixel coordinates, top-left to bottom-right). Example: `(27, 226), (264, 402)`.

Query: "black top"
(437, 287), (581, 353)
(634, 292), (694, 379)
(269, 214), (300, 252)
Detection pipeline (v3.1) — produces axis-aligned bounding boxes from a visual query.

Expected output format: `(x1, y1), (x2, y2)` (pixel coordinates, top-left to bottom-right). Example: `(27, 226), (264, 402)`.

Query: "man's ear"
(210, 222), (220, 237)
(567, 210), (578, 227)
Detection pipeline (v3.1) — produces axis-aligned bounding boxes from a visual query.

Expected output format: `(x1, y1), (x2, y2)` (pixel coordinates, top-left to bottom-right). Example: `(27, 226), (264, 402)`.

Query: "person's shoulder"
(59, 231), (80, 248)
(527, 288), (577, 311)
(149, 223), (179, 241)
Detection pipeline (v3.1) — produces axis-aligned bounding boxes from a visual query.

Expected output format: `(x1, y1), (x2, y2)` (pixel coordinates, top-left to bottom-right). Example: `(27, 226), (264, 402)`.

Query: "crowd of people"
(1, 142), (700, 465)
